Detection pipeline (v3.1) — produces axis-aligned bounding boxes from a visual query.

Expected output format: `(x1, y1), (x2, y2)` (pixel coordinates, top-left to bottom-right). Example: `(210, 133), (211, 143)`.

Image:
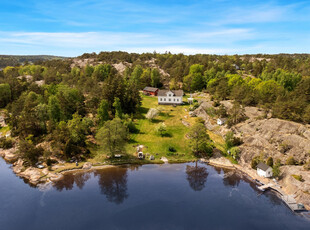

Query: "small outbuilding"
(217, 118), (227, 126)
(257, 162), (273, 178)
(143, 87), (159, 96)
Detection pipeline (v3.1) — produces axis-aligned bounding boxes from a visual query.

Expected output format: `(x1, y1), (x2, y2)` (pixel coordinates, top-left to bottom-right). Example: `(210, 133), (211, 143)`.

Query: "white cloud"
(0, 28), (255, 52)
(208, 3), (297, 25)
(0, 27), (308, 56)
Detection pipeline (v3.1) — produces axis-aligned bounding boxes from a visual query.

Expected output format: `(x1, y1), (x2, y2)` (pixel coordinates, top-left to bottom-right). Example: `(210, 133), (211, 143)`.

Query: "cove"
(0, 158), (309, 230)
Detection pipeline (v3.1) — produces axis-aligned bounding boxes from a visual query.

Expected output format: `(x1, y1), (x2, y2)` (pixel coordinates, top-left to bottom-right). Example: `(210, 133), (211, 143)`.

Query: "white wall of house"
(158, 92), (183, 105)
(257, 168), (273, 178)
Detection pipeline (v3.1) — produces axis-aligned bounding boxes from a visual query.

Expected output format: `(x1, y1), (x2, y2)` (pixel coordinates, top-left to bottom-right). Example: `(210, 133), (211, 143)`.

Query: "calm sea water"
(0, 158), (309, 230)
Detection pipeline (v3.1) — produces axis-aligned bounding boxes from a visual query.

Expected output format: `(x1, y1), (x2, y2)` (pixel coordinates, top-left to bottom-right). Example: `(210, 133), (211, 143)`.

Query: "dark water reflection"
(0, 158), (309, 230)
(186, 161), (208, 191)
(94, 167), (129, 204)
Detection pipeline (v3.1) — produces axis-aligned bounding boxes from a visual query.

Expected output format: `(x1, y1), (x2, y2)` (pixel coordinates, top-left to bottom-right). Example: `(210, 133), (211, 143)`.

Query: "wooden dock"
(257, 183), (274, 191)
(257, 183), (307, 212)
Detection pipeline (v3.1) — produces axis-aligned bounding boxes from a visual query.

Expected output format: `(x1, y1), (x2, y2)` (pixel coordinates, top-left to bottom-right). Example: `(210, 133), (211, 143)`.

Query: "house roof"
(143, 87), (158, 92)
(218, 118), (227, 122)
(257, 162), (271, 171)
(158, 90), (184, 97)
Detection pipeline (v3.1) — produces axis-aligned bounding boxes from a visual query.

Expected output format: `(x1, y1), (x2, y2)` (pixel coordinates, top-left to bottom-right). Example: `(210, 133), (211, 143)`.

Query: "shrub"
(266, 157), (274, 167)
(195, 117), (205, 124)
(273, 159), (281, 178)
(213, 100), (220, 107)
(168, 146), (176, 152)
(292, 174), (303, 182)
(286, 156), (296, 165)
(279, 142), (291, 154)
(230, 147), (240, 160)
(251, 157), (260, 169)
(124, 119), (138, 133)
(303, 160), (310, 171)
(46, 158), (57, 166)
(205, 107), (216, 117)
(0, 137), (14, 149)
(19, 140), (44, 166)
(156, 123), (167, 137)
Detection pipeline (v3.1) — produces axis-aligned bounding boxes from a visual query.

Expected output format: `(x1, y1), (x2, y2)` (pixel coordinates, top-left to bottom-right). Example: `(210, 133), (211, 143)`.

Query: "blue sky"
(1, 0), (310, 56)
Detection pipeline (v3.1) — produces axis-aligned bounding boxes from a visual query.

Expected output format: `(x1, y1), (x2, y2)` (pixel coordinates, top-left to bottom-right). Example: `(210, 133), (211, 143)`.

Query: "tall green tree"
(96, 118), (128, 157)
(151, 68), (161, 87)
(187, 122), (213, 157)
(0, 83), (11, 108)
(113, 97), (123, 119)
(48, 95), (61, 122)
(92, 64), (111, 81)
(97, 99), (109, 126)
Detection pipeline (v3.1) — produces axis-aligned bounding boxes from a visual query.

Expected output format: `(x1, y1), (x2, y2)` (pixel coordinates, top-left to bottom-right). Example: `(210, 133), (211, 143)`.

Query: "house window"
(160, 98), (162, 101)
(174, 99), (175, 101)
(164, 98), (166, 101)
(177, 99), (179, 102)
(169, 99), (171, 101)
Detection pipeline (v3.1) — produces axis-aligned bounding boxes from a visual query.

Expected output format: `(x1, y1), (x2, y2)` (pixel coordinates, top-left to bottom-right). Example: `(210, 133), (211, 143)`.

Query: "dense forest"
(0, 51), (309, 166)
(0, 55), (66, 68)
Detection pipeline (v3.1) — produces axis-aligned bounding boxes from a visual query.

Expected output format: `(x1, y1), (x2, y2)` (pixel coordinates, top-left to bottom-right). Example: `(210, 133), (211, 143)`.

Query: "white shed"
(217, 118), (227, 126)
(257, 162), (273, 178)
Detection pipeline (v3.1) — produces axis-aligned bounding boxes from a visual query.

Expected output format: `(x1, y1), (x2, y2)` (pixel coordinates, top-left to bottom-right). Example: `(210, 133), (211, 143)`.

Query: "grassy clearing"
(93, 94), (226, 164)
(127, 95), (197, 162)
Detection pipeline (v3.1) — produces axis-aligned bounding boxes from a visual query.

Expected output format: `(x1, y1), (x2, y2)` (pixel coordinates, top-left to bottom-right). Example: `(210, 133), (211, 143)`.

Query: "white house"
(158, 90), (183, 105)
(217, 118), (227, 126)
(257, 162), (273, 178)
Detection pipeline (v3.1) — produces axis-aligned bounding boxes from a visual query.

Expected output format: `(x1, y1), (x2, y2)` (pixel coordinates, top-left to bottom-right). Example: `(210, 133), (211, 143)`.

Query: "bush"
(303, 160), (310, 170)
(46, 158), (57, 166)
(230, 147), (240, 160)
(213, 100), (220, 107)
(195, 117), (205, 124)
(168, 146), (176, 152)
(19, 140), (44, 166)
(156, 123), (167, 137)
(251, 157), (259, 169)
(286, 156), (296, 165)
(266, 157), (274, 167)
(272, 159), (281, 178)
(205, 107), (216, 117)
(124, 119), (138, 133)
(0, 137), (14, 149)
(292, 174), (303, 182)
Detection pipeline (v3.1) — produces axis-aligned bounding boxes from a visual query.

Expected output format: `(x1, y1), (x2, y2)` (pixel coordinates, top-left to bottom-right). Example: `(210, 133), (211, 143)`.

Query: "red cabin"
(143, 87), (159, 96)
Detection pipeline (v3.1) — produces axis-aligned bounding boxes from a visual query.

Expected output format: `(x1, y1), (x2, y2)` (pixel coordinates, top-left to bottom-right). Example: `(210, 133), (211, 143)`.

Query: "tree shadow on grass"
(160, 132), (173, 138)
(139, 107), (149, 114)
(149, 119), (164, 124)
(128, 138), (138, 144)
(159, 112), (174, 118)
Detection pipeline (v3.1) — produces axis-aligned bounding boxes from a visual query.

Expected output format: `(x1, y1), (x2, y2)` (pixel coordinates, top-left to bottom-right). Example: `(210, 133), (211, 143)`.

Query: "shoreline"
(1, 154), (309, 212)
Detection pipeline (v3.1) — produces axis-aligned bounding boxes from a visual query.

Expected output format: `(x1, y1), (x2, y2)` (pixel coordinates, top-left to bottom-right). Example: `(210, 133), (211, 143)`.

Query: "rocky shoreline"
(1, 148), (309, 212)
(202, 156), (310, 211)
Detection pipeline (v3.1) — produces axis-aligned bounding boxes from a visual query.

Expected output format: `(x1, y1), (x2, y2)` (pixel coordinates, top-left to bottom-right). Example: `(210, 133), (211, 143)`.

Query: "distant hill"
(0, 55), (68, 68)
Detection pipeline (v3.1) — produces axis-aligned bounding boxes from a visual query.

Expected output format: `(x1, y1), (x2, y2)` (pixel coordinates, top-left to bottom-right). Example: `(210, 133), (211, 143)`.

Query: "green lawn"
(93, 94), (225, 164)
(124, 94), (197, 162)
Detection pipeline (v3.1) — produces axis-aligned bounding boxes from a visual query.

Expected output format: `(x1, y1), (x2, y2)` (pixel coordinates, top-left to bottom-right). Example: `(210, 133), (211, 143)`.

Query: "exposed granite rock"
(19, 167), (43, 184)
(82, 162), (92, 170)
